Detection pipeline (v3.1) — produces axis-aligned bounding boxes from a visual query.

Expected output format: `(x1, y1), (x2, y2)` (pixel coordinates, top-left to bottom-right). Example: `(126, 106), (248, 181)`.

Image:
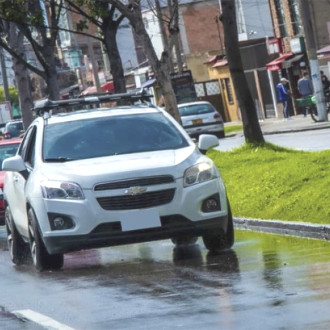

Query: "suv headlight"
(183, 162), (217, 187)
(41, 181), (85, 200)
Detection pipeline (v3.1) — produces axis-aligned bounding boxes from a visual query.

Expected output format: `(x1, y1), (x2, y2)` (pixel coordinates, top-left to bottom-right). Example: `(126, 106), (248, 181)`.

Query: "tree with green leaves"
(0, 0), (64, 101)
(220, 0), (264, 143)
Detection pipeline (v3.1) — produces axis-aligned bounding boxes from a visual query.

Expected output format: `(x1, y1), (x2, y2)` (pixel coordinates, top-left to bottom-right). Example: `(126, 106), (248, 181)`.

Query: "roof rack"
(32, 89), (152, 116)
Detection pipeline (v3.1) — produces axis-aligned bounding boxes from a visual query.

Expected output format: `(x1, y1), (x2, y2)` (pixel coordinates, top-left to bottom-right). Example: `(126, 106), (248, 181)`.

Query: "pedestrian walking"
(276, 77), (291, 120)
(321, 72), (330, 95)
(297, 72), (313, 117)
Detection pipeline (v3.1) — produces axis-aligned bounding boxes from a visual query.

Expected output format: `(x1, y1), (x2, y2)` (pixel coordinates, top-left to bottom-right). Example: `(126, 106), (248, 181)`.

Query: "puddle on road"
(3, 228), (330, 329)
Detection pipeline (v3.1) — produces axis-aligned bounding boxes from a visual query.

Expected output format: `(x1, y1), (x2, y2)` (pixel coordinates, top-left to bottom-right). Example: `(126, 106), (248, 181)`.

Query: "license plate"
(120, 209), (161, 231)
(192, 119), (203, 125)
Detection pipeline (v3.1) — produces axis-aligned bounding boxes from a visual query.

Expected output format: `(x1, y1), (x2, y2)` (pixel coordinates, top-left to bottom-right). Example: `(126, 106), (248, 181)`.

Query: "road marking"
(13, 309), (75, 330)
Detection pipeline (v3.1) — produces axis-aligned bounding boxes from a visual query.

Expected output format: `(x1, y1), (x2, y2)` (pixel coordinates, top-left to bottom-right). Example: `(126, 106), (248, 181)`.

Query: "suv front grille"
(97, 188), (175, 210)
(94, 176), (175, 191)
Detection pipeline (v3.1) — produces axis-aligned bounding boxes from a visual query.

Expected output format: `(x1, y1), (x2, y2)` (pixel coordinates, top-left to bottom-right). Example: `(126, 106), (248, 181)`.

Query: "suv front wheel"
(202, 198), (234, 251)
(28, 208), (64, 271)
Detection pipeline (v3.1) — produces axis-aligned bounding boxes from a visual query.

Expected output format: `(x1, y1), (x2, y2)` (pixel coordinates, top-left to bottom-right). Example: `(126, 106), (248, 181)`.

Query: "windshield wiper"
(44, 157), (77, 162)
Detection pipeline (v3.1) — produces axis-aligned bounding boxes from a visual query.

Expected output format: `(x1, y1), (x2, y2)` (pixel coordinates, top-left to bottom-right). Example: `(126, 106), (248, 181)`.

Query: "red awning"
(266, 52), (293, 71)
(212, 59), (228, 68)
(317, 45), (330, 55)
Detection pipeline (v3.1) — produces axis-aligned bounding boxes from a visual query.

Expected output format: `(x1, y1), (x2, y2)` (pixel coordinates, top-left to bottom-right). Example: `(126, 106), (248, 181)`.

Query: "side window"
(26, 130), (36, 168)
(18, 125), (37, 168)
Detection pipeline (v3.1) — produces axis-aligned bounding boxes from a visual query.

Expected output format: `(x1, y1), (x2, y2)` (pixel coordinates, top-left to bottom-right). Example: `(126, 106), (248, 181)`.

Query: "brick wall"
(268, 0), (330, 52)
(182, 4), (224, 53)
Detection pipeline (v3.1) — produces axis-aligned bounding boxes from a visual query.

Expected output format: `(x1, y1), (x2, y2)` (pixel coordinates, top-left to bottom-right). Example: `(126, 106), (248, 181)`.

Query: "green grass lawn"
(224, 125), (243, 135)
(208, 143), (330, 224)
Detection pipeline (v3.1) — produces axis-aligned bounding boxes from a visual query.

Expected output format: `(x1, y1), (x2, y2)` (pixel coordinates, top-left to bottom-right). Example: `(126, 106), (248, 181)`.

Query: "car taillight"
(213, 113), (221, 119)
(4, 132), (10, 139)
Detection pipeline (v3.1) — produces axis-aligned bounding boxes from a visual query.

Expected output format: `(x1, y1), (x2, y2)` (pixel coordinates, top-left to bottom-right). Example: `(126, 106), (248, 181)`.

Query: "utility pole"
(167, 0), (184, 73)
(299, 0), (328, 121)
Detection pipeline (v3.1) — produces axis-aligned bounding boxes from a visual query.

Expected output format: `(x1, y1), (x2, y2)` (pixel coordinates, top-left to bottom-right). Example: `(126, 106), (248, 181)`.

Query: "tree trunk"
(9, 24), (34, 129)
(221, 0), (264, 144)
(43, 47), (60, 100)
(103, 25), (126, 93)
(131, 17), (181, 123)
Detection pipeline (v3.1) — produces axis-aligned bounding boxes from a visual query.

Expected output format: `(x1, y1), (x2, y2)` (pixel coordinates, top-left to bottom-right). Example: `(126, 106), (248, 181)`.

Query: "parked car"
(0, 138), (22, 224)
(3, 92), (233, 271)
(3, 120), (24, 139)
(178, 101), (225, 138)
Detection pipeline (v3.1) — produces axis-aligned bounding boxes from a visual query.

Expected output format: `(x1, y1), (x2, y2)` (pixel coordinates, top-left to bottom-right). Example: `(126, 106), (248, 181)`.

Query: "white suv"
(3, 92), (234, 271)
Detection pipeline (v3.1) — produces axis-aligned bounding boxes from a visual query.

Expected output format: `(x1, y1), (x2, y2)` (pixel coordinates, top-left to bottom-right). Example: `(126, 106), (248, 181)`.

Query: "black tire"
(310, 105), (320, 122)
(215, 131), (225, 139)
(202, 198), (234, 252)
(5, 206), (30, 265)
(171, 236), (198, 246)
(28, 208), (64, 272)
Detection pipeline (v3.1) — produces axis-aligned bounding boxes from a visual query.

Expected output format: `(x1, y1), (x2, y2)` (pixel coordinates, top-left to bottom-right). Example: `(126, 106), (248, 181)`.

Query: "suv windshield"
(178, 103), (215, 117)
(43, 113), (189, 161)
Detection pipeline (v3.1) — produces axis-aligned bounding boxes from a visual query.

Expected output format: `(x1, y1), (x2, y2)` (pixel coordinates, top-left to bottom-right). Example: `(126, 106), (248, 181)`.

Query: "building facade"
(267, 0), (330, 114)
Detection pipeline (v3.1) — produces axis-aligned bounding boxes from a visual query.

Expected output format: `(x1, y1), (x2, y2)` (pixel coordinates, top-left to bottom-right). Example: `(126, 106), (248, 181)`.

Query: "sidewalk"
(225, 114), (330, 136)
(225, 115), (330, 241)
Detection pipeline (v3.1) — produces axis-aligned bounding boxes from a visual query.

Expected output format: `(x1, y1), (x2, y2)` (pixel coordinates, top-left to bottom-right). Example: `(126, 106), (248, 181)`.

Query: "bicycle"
(296, 94), (330, 122)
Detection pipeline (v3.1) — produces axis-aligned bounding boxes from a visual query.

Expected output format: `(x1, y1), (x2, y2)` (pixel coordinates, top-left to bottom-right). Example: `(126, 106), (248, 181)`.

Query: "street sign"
(0, 101), (12, 123)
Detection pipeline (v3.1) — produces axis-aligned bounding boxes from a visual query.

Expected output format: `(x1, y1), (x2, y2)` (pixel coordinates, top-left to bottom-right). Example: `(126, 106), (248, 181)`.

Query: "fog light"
(53, 217), (65, 228)
(48, 213), (75, 230)
(202, 194), (221, 212)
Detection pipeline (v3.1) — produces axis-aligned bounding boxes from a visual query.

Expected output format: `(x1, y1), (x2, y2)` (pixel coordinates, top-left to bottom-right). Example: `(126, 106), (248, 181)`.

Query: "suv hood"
(40, 146), (204, 189)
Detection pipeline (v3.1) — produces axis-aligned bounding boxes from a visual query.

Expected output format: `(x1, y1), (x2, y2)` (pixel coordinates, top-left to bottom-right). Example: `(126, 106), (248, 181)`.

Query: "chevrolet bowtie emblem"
(125, 186), (147, 196)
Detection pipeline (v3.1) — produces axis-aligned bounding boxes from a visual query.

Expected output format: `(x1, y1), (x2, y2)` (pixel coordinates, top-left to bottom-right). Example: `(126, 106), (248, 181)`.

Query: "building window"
(288, 0), (301, 35)
(143, 17), (148, 29)
(223, 78), (234, 104)
(274, 0), (287, 37)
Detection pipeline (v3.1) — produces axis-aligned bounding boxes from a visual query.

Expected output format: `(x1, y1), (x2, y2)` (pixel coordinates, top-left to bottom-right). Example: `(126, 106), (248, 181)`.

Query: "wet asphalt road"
(2, 228), (330, 329)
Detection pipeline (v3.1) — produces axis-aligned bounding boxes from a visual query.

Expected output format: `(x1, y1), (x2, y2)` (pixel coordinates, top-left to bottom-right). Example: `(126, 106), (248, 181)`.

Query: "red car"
(0, 138), (22, 224)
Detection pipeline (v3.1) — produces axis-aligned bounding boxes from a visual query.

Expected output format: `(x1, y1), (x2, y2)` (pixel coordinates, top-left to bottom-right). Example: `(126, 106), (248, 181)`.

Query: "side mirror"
(198, 134), (219, 154)
(2, 155), (26, 172)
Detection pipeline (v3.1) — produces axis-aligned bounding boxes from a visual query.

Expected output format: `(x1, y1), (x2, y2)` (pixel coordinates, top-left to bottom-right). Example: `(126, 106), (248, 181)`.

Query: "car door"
(10, 126), (37, 237)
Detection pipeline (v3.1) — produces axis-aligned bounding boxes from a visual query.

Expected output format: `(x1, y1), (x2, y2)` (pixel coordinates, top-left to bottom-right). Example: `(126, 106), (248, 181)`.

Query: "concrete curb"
(224, 119), (330, 138)
(234, 217), (330, 241)
(263, 123), (330, 135)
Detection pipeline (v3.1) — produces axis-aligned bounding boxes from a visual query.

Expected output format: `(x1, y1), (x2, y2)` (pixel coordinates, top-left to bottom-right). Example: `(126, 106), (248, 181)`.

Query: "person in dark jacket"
(297, 72), (313, 117)
(321, 72), (330, 95)
(276, 77), (291, 120)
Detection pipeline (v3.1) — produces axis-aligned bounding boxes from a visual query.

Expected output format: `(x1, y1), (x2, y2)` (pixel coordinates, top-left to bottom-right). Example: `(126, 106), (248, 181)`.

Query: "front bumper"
(44, 214), (228, 254)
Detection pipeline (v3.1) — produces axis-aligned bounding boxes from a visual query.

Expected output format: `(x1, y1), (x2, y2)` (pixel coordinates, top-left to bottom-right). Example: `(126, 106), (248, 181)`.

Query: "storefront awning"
(317, 45), (330, 60)
(266, 52), (293, 71)
(212, 59), (228, 68)
(317, 45), (330, 55)
(282, 54), (304, 68)
(140, 78), (156, 88)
